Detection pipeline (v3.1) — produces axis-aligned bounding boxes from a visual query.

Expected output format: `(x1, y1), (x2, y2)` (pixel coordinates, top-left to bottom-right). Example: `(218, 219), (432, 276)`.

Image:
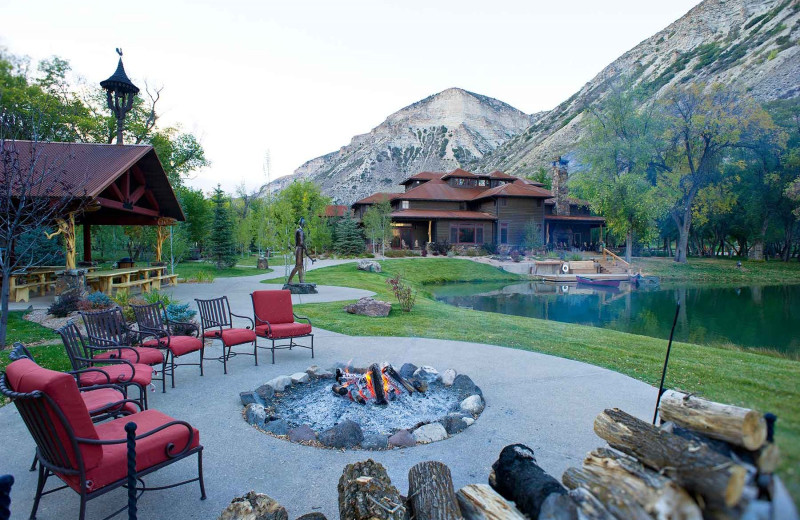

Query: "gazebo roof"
(100, 58), (140, 94)
(5, 140), (184, 225)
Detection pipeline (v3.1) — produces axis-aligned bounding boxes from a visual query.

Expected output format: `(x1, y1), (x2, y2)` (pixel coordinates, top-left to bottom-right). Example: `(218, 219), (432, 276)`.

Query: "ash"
(272, 379), (462, 434)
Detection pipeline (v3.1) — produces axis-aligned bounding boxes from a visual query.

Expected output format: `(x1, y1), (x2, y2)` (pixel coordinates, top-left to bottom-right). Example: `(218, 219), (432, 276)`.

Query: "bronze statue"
(287, 217), (315, 284)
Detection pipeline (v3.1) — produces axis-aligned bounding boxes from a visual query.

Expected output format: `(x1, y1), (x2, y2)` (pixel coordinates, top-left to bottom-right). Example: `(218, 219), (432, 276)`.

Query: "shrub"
(433, 241), (451, 255)
(386, 273), (416, 312)
(510, 250), (521, 262)
(47, 292), (81, 318)
(165, 302), (198, 335)
(76, 291), (114, 311)
(570, 253), (584, 261)
(144, 290), (178, 308)
(111, 289), (145, 322)
(191, 270), (215, 283)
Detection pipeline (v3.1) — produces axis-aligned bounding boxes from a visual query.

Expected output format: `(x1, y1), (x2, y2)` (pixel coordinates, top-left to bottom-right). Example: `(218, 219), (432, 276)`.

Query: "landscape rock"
(319, 419), (363, 449)
(245, 403), (267, 426)
(413, 365), (439, 382)
(441, 413), (470, 434)
(255, 384), (275, 401)
(267, 375), (292, 392)
(343, 297), (391, 317)
(295, 514), (327, 520)
(463, 417), (475, 426)
(451, 374), (483, 398)
(460, 395), (485, 415)
(306, 366), (336, 379)
(398, 363), (417, 379)
(441, 368), (457, 386)
(240, 391), (259, 406)
(314, 370), (334, 379)
(360, 433), (389, 450)
(264, 419), (289, 436)
(290, 372), (310, 384)
(288, 424), (317, 443)
(357, 259), (382, 272)
(283, 282), (317, 294)
(218, 490), (288, 520)
(388, 429), (416, 448)
(412, 422), (448, 444)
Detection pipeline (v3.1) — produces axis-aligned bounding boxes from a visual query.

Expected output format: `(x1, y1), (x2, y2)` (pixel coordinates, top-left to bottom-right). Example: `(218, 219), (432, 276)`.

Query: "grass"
(293, 259), (800, 498)
(639, 256), (800, 284)
(173, 261), (272, 280)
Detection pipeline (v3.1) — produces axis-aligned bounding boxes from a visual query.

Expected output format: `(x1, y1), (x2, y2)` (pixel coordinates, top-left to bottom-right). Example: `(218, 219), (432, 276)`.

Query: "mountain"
(478, 0), (800, 175)
(263, 88), (534, 204)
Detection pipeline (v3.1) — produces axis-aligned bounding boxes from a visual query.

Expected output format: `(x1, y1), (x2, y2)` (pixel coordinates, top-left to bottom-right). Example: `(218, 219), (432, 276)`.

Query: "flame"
(338, 364), (401, 402)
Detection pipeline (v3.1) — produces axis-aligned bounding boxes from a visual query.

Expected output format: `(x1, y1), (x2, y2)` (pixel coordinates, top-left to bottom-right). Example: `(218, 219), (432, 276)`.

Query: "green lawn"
(295, 258), (800, 498)
(173, 261), (272, 280)
(638, 256), (800, 284)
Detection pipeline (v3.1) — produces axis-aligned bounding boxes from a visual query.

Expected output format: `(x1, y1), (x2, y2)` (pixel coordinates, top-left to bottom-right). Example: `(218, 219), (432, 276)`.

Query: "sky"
(1, 0), (700, 194)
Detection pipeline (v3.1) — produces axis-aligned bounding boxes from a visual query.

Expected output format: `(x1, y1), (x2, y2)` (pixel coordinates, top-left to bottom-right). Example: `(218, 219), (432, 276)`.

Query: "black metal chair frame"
(250, 293), (314, 365)
(131, 301), (201, 390)
(194, 296), (255, 374)
(55, 322), (149, 410)
(0, 372), (205, 520)
(80, 307), (166, 391)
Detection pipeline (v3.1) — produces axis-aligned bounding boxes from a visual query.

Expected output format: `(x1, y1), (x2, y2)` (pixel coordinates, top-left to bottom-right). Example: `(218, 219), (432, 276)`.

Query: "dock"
(536, 273), (631, 282)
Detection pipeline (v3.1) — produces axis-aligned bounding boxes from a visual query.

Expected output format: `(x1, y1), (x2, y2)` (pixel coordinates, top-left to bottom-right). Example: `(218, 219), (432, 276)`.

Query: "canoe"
(576, 276), (621, 288)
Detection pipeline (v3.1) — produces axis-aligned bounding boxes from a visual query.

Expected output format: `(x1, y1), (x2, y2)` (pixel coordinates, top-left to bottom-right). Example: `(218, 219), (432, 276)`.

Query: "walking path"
(1, 259), (656, 519)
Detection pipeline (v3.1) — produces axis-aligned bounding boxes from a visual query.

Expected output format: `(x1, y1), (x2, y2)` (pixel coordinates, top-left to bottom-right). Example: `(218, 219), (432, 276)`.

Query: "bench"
(148, 274), (179, 290)
(568, 260), (598, 275)
(111, 279), (152, 295)
(11, 281), (54, 302)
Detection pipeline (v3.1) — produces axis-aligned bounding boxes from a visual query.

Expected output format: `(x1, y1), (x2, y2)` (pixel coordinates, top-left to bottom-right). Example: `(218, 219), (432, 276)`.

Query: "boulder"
(266, 376), (292, 392)
(463, 417), (475, 426)
(218, 490), (288, 520)
(295, 515), (327, 520)
(412, 423), (448, 444)
(319, 419), (363, 449)
(240, 391), (259, 406)
(357, 259), (382, 272)
(283, 282), (317, 294)
(388, 429), (416, 448)
(257, 257), (269, 270)
(343, 297), (391, 317)
(255, 384), (275, 401)
(451, 374), (483, 398)
(398, 363), (418, 379)
(290, 372), (310, 384)
(360, 433), (389, 450)
(245, 403), (266, 426)
(306, 366), (335, 379)
(460, 395), (485, 415)
(441, 368), (457, 387)
(288, 424), (317, 443)
(264, 419), (289, 436)
(413, 366), (439, 382)
(441, 413), (470, 434)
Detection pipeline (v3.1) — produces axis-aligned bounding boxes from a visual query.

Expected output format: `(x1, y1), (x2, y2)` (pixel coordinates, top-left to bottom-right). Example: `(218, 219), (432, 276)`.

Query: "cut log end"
(742, 410), (768, 451)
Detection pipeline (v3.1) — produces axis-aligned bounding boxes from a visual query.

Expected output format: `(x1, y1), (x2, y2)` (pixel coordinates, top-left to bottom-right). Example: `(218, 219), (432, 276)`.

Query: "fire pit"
(240, 362), (484, 450)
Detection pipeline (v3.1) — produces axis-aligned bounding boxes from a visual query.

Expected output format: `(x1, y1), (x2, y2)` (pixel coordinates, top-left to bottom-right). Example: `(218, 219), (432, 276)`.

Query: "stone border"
(240, 363), (484, 450)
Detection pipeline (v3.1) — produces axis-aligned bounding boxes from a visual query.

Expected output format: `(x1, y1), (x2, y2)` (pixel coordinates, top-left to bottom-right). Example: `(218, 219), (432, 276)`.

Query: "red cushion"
(81, 388), (138, 416)
(251, 290), (295, 326)
(74, 363), (153, 388)
(255, 322), (312, 339)
(220, 328), (256, 346)
(94, 347), (164, 366)
(142, 335), (203, 356)
(5, 359), (102, 470)
(203, 330), (222, 338)
(63, 409), (200, 492)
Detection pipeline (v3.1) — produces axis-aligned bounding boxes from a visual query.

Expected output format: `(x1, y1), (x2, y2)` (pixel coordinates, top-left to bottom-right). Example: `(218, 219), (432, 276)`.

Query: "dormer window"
(401, 200), (409, 209)
(478, 179), (487, 187)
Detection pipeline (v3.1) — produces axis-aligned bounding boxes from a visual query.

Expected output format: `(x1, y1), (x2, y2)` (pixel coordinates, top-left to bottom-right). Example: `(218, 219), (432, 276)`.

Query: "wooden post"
(545, 222), (550, 245)
(83, 223), (92, 263)
(45, 212), (77, 269)
(428, 220), (432, 243)
(154, 218), (175, 263)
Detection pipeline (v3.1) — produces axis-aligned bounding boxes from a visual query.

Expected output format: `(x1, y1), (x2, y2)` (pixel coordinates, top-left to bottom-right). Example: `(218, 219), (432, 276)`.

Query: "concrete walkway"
(1, 260), (657, 519)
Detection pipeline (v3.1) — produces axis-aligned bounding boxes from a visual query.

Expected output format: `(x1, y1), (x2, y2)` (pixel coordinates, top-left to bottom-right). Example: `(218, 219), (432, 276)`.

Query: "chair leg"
(29, 453), (37, 472)
(78, 492), (87, 520)
(311, 335), (314, 358)
(171, 352), (176, 388)
(29, 463), (48, 520)
(162, 358), (168, 393)
(200, 344), (205, 376)
(271, 339), (275, 364)
(253, 340), (258, 366)
(222, 344), (228, 375)
(197, 451), (207, 500)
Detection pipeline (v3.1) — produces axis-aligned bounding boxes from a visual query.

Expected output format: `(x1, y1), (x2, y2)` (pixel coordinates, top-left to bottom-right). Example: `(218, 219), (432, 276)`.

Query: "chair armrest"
(230, 312), (254, 329)
(167, 319), (199, 337)
(70, 367), (113, 385)
(293, 313), (311, 325)
(88, 398), (143, 416)
(76, 419), (197, 458)
(85, 344), (141, 363)
(82, 358), (138, 384)
(78, 382), (126, 395)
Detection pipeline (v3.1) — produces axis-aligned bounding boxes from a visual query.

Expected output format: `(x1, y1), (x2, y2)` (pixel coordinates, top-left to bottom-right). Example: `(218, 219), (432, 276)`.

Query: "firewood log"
(337, 460), (406, 520)
(658, 390), (767, 450)
(567, 488), (617, 519)
(538, 493), (579, 520)
(455, 484), (526, 520)
(369, 363), (388, 405)
(755, 443), (780, 475)
(407, 461), (462, 520)
(594, 409), (746, 512)
(489, 444), (566, 519)
(563, 467), (651, 520)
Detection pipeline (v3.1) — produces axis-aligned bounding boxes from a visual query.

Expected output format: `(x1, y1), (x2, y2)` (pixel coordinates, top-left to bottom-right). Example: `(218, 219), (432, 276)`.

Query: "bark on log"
(337, 459), (407, 520)
(455, 484), (526, 520)
(538, 493), (579, 520)
(407, 461), (462, 520)
(658, 390), (767, 450)
(594, 409), (746, 511)
(385, 365), (415, 394)
(563, 467), (651, 520)
(369, 363), (388, 405)
(489, 444), (566, 519)
(567, 488), (617, 520)
(755, 443), (780, 475)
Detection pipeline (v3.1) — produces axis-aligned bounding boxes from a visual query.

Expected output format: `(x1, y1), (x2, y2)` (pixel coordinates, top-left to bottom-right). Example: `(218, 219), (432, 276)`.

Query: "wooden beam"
(108, 181), (124, 202)
(96, 196), (160, 217)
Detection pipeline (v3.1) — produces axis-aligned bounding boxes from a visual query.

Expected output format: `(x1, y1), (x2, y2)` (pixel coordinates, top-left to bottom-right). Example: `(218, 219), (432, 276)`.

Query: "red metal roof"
(544, 215), (606, 222)
(472, 182), (553, 200)
(391, 209), (497, 220)
(399, 171), (445, 184)
(513, 178), (546, 187)
(353, 192), (399, 205)
(488, 170), (518, 180)
(441, 168), (480, 180)
(323, 205), (350, 217)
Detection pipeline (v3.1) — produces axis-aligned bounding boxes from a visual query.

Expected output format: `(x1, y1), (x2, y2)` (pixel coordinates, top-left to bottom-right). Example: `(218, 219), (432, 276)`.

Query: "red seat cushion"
(220, 328), (256, 346)
(251, 290), (295, 325)
(81, 388), (138, 416)
(63, 409), (200, 492)
(203, 330), (222, 339)
(5, 359), (102, 470)
(74, 363), (153, 388)
(255, 322), (312, 339)
(94, 347), (164, 366)
(142, 336), (203, 356)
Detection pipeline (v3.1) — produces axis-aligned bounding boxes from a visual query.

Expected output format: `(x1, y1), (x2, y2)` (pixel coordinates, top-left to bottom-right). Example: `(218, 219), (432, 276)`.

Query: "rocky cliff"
(479, 0), (800, 174)
(263, 88), (534, 204)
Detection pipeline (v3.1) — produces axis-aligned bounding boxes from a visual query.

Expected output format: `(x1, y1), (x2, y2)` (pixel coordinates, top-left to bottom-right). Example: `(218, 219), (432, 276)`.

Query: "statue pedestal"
(55, 269), (88, 299)
(283, 283), (318, 294)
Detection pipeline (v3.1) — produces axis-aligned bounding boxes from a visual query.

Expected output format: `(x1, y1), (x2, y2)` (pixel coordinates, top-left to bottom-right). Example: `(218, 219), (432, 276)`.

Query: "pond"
(431, 281), (800, 355)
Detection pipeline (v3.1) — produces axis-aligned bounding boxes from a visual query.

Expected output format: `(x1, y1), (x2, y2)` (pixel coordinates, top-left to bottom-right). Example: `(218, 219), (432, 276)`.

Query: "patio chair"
(55, 322), (153, 409)
(1, 358), (205, 520)
(131, 301), (203, 390)
(194, 296), (257, 374)
(79, 307), (165, 366)
(250, 290), (314, 364)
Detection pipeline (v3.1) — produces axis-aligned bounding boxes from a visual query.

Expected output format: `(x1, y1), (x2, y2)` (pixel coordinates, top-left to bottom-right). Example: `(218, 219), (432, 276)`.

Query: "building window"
(500, 223), (509, 244)
(499, 198), (508, 207)
(478, 179), (487, 186)
(450, 224), (484, 244)
(400, 200), (409, 209)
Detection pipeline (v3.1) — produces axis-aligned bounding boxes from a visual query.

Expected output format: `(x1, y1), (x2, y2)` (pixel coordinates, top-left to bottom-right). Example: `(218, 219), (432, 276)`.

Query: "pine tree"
(334, 213), (366, 256)
(209, 185), (236, 268)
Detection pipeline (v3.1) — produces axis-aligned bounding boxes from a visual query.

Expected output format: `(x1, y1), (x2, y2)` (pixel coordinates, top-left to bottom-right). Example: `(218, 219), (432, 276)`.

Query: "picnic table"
(3, 266), (69, 302)
(86, 266), (178, 295)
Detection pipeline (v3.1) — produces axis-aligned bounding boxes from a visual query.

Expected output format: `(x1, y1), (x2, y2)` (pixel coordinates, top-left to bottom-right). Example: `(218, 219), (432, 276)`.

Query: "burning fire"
(332, 363), (422, 405)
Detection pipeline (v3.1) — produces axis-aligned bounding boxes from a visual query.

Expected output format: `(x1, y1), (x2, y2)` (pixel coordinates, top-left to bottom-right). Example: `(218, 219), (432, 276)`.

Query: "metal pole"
(653, 300), (682, 424)
(125, 422), (137, 520)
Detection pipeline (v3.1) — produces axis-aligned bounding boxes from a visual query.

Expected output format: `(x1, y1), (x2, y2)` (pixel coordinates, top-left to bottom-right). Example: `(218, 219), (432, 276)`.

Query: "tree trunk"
(658, 390), (767, 450)
(750, 214), (770, 260)
(0, 274), (10, 348)
(455, 484), (526, 520)
(673, 207), (692, 264)
(337, 460), (406, 520)
(593, 409), (747, 511)
(489, 444), (566, 519)
(781, 219), (795, 262)
(562, 448), (702, 520)
(408, 461), (462, 520)
(625, 229), (632, 263)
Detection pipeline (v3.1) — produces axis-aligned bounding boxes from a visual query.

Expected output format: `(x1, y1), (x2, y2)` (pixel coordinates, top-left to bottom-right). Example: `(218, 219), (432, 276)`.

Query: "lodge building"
(352, 160), (606, 251)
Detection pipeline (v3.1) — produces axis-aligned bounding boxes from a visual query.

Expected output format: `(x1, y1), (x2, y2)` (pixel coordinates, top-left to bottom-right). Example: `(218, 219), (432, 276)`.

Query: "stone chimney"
(551, 157), (570, 216)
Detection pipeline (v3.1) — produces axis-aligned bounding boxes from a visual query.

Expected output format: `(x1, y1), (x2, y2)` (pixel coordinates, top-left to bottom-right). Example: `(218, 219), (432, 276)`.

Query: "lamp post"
(100, 48), (139, 145)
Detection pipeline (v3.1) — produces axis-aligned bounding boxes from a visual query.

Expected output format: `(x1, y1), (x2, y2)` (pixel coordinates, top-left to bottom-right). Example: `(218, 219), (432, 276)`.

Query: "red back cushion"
(252, 290), (294, 325)
(5, 359), (102, 471)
